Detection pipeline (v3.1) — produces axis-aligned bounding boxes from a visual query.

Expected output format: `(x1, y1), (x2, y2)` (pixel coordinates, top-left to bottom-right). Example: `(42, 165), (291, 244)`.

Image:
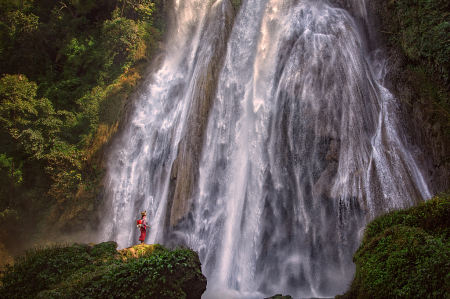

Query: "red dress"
(139, 216), (147, 242)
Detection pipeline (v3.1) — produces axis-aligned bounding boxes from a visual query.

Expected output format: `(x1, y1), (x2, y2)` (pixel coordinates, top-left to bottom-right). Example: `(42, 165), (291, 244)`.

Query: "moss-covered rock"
(372, 0), (450, 195)
(0, 242), (207, 299)
(231, 0), (243, 14)
(118, 243), (162, 259)
(336, 193), (450, 298)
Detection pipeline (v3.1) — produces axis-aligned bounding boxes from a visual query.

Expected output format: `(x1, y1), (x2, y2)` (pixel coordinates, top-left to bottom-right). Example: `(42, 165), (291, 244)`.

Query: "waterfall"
(99, 0), (431, 297)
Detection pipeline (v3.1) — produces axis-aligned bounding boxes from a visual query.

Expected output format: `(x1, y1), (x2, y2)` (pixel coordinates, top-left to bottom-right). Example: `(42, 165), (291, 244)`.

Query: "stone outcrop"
(118, 243), (159, 259)
(0, 242), (207, 299)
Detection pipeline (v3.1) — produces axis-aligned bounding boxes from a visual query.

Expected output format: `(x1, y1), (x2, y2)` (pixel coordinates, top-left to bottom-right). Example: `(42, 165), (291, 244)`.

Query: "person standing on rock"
(138, 210), (148, 244)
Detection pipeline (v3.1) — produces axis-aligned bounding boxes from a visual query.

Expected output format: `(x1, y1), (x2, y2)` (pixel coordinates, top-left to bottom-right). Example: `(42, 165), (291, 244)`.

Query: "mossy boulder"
(0, 242), (206, 299)
(336, 193), (450, 298)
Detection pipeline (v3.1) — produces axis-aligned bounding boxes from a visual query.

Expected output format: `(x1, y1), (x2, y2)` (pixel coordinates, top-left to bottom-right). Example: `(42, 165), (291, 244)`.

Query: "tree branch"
(58, 1), (77, 19)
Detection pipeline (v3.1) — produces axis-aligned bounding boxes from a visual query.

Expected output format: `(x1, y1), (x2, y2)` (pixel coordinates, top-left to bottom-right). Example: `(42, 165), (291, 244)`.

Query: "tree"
(0, 74), (38, 206)
(0, 74), (59, 206)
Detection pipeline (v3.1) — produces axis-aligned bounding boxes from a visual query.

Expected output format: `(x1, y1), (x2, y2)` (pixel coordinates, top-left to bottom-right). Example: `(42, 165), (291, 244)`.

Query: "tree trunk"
(9, 159), (14, 207)
(121, 0), (126, 17)
(10, 107), (16, 207)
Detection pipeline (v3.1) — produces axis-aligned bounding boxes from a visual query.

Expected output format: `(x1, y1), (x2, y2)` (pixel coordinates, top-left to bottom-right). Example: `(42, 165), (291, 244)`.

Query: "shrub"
(0, 242), (206, 299)
(337, 194), (450, 299)
(0, 243), (96, 298)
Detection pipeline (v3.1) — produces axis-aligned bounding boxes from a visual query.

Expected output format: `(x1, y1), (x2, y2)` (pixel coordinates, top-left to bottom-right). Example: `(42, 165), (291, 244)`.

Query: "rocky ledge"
(0, 242), (207, 299)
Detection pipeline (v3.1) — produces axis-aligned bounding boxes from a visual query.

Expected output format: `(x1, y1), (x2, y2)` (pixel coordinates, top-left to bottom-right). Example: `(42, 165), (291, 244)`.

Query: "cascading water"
(99, 0), (431, 297)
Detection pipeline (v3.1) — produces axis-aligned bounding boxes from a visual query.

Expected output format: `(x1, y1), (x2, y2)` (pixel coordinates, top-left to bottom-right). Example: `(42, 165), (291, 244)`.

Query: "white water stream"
(99, 0), (431, 297)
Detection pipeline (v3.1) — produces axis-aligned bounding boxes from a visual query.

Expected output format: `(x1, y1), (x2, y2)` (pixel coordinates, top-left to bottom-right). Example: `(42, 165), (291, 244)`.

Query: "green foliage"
(0, 73), (63, 159)
(0, 0), (163, 253)
(0, 153), (22, 186)
(0, 74), (39, 135)
(0, 2), (49, 80)
(0, 243), (95, 298)
(231, 0), (243, 13)
(0, 243), (206, 299)
(389, 0), (450, 79)
(0, 74), (61, 207)
(362, 192), (450, 241)
(102, 10), (141, 71)
(117, 0), (155, 23)
(87, 241), (118, 258)
(45, 142), (84, 196)
(337, 194), (450, 299)
(58, 247), (202, 299)
(353, 226), (450, 298)
(382, 0), (450, 128)
(0, 207), (18, 222)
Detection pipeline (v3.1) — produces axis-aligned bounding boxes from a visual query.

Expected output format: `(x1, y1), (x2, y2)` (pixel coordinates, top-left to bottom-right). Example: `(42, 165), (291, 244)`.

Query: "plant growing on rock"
(0, 242), (207, 299)
(336, 193), (450, 298)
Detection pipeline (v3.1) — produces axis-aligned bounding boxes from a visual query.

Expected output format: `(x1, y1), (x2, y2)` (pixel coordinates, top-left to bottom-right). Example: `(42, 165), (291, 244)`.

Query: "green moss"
(384, 0), (450, 81)
(0, 242), (206, 299)
(118, 243), (164, 259)
(88, 241), (118, 258)
(337, 194), (450, 299)
(362, 193), (450, 241)
(0, 243), (96, 298)
(231, 0), (243, 14)
(380, 0), (450, 129)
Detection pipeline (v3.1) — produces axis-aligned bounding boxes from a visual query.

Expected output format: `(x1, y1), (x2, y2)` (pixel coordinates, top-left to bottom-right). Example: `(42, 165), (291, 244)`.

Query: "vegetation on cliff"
(0, 242), (207, 299)
(0, 0), (166, 259)
(231, 0), (243, 13)
(336, 193), (450, 298)
(381, 0), (450, 129)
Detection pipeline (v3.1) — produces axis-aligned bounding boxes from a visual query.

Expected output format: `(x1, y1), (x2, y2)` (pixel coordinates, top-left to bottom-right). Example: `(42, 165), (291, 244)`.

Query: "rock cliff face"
(369, 0), (450, 196)
(390, 58), (450, 196)
(165, 0), (235, 227)
(332, 0), (450, 198)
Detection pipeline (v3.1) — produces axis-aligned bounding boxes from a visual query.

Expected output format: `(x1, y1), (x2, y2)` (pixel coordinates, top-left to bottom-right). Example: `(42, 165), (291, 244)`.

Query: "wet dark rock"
(313, 161), (338, 198)
(371, 0), (450, 196)
(265, 295), (294, 299)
